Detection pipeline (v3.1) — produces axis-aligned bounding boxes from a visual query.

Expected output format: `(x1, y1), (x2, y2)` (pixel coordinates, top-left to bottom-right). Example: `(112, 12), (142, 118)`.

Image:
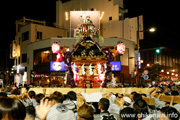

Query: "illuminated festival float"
(52, 12), (116, 88)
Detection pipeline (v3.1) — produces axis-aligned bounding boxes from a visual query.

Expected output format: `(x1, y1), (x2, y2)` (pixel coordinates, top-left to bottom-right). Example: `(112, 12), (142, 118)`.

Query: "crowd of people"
(0, 84), (180, 120)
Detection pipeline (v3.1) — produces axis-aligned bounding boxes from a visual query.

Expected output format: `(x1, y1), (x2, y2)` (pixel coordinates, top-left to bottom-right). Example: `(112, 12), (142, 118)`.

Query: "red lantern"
(117, 42), (125, 54)
(52, 42), (60, 54)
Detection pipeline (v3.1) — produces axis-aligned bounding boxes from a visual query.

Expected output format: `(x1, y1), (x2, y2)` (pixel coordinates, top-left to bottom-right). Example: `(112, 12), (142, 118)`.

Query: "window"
(34, 48), (51, 65)
(37, 31), (42, 40)
(22, 31), (29, 41)
(22, 53), (27, 63)
(57, 36), (62, 38)
(109, 16), (112, 21)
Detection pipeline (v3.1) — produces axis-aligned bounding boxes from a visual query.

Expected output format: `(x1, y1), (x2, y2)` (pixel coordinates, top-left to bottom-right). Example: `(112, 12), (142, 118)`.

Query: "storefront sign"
(70, 11), (100, 37)
(33, 74), (49, 78)
(12, 40), (20, 57)
(50, 61), (67, 71)
(110, 61), (121, 71)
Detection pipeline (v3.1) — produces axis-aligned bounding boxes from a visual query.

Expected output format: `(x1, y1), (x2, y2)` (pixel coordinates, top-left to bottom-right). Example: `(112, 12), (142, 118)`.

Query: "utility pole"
(136, 16), (140, 87)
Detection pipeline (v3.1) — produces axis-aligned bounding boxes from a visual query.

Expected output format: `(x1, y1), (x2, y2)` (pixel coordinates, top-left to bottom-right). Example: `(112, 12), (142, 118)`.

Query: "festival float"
(60, 14), (114, 88)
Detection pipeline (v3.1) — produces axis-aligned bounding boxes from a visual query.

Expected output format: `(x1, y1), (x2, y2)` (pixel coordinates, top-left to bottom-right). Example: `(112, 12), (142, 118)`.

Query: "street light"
(147, 63), (150, 67)
(136, 26), (156, 87)
(149, 27), (156, 32)
(161, 69), (164, 72)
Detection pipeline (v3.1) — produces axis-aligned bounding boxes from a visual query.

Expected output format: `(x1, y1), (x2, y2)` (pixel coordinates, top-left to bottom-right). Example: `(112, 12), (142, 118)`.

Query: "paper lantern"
(117, 42), (125, 54)
(52, 42), (60, 54)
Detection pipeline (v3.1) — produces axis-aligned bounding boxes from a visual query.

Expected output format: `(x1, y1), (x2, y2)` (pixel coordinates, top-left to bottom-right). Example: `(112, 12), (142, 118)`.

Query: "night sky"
(124, 0), (179, 50)
(1, 0), (179, 70)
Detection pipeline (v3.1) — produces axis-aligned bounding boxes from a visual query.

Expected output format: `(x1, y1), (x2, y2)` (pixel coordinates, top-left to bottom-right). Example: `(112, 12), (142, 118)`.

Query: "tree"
(145, 64), (162, 82)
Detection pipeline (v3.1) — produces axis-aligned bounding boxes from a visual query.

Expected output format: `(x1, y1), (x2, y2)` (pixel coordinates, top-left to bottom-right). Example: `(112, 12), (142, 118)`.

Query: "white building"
(11, 0), (143, 85)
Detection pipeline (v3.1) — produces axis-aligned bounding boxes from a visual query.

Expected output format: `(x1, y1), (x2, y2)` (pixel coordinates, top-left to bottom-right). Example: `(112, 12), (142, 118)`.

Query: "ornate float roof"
(71, 37), (106, 62)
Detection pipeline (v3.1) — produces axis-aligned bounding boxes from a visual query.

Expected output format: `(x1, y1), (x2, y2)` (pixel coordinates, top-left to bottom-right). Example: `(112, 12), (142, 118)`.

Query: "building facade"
(56, 0), (143, 42)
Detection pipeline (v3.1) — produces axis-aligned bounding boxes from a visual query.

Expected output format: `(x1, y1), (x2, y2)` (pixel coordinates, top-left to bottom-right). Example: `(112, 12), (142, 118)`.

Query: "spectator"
(28, 90), (36, 99)
(108, 93), (121, 115)
(131, 92), (137, 96)
(123, 97), (132, 108)
(160, 107), (180, 120)
(25, 86), (30, 92)
(98, 98), (110, 114)
(149, 88), (165, 110)
(119, 107), (137, 120)
(78, 104), (95, 120)
(35, 93), (45, 105)
(171, 91), (179, 96)
(0, 92), (7, 97)
(133, 93), (142, 102)
(11, 88), (20, 95)
(63, 91), (78, 118)
(133, 99), (153, 120)
(171, 86), (179, 96)
(25, 106), (36, 120)
(0, 97), (26, 120)
(63, 91), (77, 111)
(27, 90), (38, 106)
(164, 88), (170, 96)
(156, 87), (163, 94)
(98, 98), (117, 120)
(46, 91), (76, 120)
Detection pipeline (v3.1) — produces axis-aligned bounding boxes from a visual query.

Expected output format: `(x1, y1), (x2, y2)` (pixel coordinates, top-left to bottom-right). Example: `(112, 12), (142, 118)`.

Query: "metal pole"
(136, 16), (140, 87)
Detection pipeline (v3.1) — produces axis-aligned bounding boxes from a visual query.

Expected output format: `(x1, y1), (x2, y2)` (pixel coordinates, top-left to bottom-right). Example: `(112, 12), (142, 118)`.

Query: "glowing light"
(52, 43), (60, 54)
(149, 27), (156, 32)
(175, 74), (178, 77)
(65, 12), (69, 21)
(140, 60), (143, 63)
(134, 71), (137, 76)
(172, 69), (175, 72)
(100, 12), (104, 20)
(171, 73), (174, 76)
(161, 69), (164, 72)
(167, 72), (169, 74)
(44, 51), (50, 53)
(156, 49), (160, 54)
(147, 64), (150, 67)
(117, 42), (125, 54)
